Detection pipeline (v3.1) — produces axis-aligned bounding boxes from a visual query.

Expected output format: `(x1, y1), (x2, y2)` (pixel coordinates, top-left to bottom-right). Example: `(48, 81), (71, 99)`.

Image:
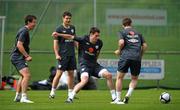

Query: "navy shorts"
(11, 58), (28, 71)
(79, 63), (106, 78)
(57, 56), (76, 71)
(118, 59), (141, 76)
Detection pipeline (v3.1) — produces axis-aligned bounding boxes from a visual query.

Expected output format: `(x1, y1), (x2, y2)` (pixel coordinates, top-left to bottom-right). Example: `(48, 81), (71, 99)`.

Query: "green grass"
(0, 89), (180, 110)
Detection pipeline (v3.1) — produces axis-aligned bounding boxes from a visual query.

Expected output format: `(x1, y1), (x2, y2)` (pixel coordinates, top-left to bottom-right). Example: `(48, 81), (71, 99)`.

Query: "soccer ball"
(159, 92), (171, 104)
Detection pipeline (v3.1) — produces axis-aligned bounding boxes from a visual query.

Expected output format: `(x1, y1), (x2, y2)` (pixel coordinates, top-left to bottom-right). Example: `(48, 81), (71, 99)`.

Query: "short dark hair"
(89, 27), (100, 34)
(122, 17), (132, 26)
(24, 15), (36, 25)
(62, 11), (72, 18)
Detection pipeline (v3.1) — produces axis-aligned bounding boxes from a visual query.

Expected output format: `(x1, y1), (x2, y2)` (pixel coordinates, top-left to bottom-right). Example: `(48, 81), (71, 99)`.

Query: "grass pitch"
(0, 89), (180, 110)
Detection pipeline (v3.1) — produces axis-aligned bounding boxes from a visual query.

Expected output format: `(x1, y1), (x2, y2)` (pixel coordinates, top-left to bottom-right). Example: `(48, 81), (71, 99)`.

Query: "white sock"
(126, 87), (134, 97)
(68, 89), (73, 97)
(116, 91), (121, 101)
(21, 93), (27, 99)
(69, 91), (76, 99)
(110, 90), (116, 100)
(51, 88), (56, 93)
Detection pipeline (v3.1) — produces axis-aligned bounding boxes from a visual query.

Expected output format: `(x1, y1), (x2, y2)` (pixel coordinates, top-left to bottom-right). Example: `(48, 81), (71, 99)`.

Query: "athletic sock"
(50, 88), (56, 94)
(69, 91), (76, 99)
(21, 93), (27, 99)
(126, 87), (134, 97)
(68, 89), (73, 97)
(110, 90), (116, 100)
(116, 91), (121, 101)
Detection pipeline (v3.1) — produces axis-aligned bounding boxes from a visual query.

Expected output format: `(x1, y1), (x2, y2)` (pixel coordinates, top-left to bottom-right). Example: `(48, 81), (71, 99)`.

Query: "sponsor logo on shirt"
(85, 51), (95, 56)
(128, 38), (139, 43)
(65, 39), (74, 42)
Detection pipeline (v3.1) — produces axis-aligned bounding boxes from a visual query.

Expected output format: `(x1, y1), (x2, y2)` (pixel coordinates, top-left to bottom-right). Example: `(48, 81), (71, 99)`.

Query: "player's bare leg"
(49, 69), (63, 98)
(14, 76), (22, 102)
(112, 71), (125, 104)
(101, 71), (116, 102)
(66, 72), (89, 103)
(19, 67), (33, 103)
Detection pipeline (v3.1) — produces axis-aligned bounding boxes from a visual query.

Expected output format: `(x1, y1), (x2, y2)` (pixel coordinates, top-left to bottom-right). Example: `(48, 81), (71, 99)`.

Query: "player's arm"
(52, 32), (74, 40)
(140, 35), (147, 57)
(17, 41), (32, 61)
(53, 40), (61, 60)
(141, 42), (147, 57)
(114, 39), (124, 55)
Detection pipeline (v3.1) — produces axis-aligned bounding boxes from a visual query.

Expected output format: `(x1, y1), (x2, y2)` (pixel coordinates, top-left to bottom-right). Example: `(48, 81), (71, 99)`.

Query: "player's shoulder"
(83, 35), (89, 40)
(69, 24), (75, 29)
(18, 26), (28, 34)
(97, 39), (103, 46)
(56, 25), (63, 30)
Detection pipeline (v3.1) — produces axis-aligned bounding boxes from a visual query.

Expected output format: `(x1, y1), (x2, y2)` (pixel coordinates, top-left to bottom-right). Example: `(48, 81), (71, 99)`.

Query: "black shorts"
(79, 63), (106, 78)
(11, 58), (28, 71)
(57, 56), (76, 71)
(118, 59), (141, 76)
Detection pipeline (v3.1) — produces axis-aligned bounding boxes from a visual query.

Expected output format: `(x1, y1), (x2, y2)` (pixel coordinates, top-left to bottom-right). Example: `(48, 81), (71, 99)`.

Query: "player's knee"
(104, 72), (112, 80)
(131, 75), (138, 80)
(116, 71), (125, 79)
(81, 76), (89, 84)
(23, 73), (31, 79)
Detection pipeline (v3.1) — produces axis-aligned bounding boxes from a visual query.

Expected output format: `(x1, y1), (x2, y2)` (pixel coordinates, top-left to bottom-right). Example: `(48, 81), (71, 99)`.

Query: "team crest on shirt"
(71, 29), (74, 33)
(86, 42), (90, 45)
(25, 63), (28, 66)
(95, 45), (99, 49)
(81, 68), (85, 71)
(62, 30), (66, 33)
(88, 47), (94, 53)
(58, 64), (62, 68)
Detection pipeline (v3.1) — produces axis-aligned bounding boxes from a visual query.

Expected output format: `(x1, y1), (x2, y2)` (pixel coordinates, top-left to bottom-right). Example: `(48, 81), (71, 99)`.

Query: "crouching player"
(52, 27), (116, 103)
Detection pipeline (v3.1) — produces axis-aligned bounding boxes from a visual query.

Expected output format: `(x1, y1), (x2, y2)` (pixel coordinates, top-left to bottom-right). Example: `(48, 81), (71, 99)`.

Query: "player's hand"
(114, 49), (120, 55)
(52, 32), (59, 37)
(56, 55), (61, 60)
(25, 55), (32, 62)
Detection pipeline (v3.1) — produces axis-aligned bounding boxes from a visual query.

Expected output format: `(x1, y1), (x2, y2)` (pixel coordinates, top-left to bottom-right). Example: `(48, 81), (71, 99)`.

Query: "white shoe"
(110, 99), (125, 104)
(49, 92), (55, 99)
(116, 101), (125, 104)
(111, 98), (118, 104)
(20, 98), (34, 103)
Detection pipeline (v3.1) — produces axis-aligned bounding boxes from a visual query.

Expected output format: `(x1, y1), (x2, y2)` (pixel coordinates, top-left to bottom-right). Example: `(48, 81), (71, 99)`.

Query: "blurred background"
(0, 0), (180, 89)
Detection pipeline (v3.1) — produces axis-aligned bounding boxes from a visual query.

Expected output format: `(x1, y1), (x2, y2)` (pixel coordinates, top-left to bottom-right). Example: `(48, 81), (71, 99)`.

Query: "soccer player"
(49, 11), (77, 99)
(113, 17), (147, 104)
(52, 27), (116, 103)
(10, 15), (37, 103)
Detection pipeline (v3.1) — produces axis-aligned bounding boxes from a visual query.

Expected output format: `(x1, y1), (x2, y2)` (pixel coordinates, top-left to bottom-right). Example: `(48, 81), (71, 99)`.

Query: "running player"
(113, 17), (147, 104)
(49, 11), (77, 99)
(11, 15), (37, 103)
(52, 27), (116, 103)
